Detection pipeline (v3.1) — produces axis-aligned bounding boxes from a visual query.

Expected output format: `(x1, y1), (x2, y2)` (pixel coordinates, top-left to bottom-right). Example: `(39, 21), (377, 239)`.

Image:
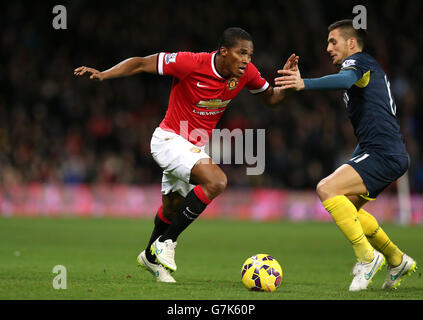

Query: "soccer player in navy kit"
(276, 19), (417, 291)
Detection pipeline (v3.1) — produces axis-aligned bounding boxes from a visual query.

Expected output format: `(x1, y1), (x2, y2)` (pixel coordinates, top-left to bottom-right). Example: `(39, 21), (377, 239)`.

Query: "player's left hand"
(282, 54), (299, 71)
(274, 56), (304, 91)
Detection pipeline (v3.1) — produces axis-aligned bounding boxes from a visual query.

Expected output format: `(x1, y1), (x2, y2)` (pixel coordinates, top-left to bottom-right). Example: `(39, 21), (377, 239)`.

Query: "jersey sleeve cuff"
(157, 52), (165, 75)
(249, 81), (269, 94)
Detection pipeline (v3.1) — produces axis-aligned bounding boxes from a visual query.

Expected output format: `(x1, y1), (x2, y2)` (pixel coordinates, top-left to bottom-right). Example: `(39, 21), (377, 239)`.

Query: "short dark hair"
(217, 27), (252, 52)
(328, 19), (367, 49)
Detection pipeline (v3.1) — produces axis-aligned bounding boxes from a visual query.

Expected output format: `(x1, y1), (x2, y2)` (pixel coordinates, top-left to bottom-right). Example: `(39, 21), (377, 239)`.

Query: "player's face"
(222, 39), (254, 77)
(327, 29), (350, 66)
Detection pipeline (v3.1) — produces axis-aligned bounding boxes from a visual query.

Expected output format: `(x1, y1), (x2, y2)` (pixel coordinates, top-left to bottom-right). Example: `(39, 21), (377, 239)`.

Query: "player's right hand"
(274, 68), (305, 91)
(74, 66), (104, 81)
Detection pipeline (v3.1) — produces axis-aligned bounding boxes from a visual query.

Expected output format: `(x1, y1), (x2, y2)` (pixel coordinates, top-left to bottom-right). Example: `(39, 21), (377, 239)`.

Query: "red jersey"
(157, 51), (269, 146)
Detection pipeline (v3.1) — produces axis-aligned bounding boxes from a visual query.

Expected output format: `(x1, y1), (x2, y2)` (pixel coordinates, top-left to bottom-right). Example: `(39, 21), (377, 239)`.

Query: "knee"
(203, 174), (227, 199)
(316, 178), (334, 202)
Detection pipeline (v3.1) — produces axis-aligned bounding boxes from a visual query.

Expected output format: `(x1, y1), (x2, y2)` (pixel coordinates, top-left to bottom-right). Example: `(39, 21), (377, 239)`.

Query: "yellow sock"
(322, 195), (374, 263)
(357, 208), (404, 267)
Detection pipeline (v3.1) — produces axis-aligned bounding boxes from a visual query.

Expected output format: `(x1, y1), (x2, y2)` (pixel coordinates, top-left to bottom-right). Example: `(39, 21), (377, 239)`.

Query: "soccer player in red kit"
(75, 27), (296, 282)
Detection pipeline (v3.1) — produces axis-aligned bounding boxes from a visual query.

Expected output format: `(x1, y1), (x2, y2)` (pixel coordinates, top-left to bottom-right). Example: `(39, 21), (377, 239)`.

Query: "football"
(241, 254), (283, 292)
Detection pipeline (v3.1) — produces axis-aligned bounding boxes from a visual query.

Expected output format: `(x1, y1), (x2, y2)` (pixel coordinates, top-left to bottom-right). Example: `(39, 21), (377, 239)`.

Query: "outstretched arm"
(274, 59), (359, 91)
(302, 69), (359, 90)
(74, 54), (158, 81)
(259, 53), (299, 106)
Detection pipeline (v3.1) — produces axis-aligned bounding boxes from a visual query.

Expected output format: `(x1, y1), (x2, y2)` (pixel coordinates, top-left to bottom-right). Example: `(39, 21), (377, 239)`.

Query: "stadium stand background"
(0, 1), (422, 219)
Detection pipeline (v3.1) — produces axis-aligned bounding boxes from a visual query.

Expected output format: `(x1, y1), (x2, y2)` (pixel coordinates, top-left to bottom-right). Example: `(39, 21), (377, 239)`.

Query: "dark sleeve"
(303, 69), (359, 90)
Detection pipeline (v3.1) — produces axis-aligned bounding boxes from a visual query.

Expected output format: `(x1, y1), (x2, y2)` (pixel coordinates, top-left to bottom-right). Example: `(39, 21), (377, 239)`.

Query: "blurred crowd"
(1, 0), (422, 193)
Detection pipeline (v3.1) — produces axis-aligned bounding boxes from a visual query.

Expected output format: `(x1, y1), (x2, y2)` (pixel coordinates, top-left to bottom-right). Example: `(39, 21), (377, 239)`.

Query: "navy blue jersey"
(340, 52), (406, 155)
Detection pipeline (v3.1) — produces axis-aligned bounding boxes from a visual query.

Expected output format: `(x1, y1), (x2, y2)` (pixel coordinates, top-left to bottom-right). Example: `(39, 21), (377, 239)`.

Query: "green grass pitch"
(0, 217), (422, 300)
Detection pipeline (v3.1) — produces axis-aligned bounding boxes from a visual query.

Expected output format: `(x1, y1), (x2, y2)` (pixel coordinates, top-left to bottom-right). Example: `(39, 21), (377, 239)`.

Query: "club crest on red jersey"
(190, 147), (201, 153)
(227, 77), (239, 90)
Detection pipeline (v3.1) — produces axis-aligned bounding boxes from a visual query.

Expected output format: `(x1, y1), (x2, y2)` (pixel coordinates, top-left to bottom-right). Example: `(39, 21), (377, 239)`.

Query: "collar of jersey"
(211, 52), (225, 79)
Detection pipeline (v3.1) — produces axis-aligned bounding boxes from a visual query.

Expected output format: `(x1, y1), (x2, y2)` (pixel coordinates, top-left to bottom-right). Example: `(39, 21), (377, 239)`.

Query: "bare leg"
(160, 158), (227, 242)
(316, 164), (368, 201)
(189, 157), (227, 200)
